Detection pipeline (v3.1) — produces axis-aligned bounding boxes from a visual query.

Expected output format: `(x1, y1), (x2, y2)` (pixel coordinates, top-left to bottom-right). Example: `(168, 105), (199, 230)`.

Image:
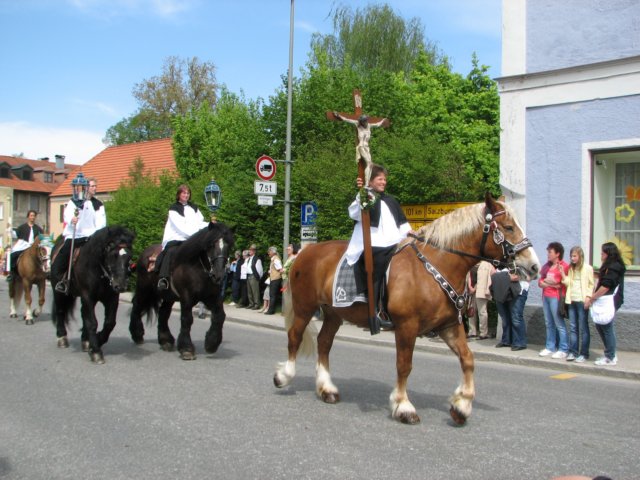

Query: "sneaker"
(538, 348), (554, 357)
(566, 353), (576, 361)
(594, 356), (618, 366)
(551, 351), (567, 359)
(575, 355), (586, 363)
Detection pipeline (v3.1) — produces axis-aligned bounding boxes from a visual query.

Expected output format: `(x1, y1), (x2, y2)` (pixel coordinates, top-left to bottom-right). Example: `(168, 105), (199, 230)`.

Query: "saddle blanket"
(332, 253), (367, 308)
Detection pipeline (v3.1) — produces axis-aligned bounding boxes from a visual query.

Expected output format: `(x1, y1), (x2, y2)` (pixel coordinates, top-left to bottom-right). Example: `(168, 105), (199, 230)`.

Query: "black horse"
(129, 222), (234, 360)
(51, 226), (135, 364)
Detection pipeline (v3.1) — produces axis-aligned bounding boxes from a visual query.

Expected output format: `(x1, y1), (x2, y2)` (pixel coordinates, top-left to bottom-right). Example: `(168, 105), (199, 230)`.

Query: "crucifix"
(326, 89), (390, 334)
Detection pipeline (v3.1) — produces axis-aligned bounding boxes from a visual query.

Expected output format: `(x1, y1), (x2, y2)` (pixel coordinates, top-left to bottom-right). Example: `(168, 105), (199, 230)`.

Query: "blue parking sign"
(301, 201), (318, 226)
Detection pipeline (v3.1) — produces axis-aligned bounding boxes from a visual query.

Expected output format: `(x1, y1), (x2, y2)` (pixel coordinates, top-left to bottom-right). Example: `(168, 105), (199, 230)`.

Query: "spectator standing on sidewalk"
(538, 242), (570, 359)
(229, 250), (242, 306)
(473, 261), (495, 340)
(245, 244), (263, 310)
(585, 242), (625, 366)
(465, 263), (479, 338)
(561, 246), (594, 363)
(237, 250), (250, 308)
(265, 246), (283, 315)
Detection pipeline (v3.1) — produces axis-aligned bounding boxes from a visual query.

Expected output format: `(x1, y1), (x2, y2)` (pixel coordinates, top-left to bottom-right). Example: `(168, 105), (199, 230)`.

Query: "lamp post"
(204, 179), (222, 214)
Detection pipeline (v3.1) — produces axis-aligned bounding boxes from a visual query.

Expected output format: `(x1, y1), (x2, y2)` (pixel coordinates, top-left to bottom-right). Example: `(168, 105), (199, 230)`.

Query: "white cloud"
(0, 121), (105, 165)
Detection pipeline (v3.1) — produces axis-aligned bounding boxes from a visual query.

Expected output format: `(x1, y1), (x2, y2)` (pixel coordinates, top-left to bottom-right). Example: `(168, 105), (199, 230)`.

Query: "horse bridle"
(401, 207), (533, 323)
(200, 238), (227, 281)
(99, 243), (132, 289)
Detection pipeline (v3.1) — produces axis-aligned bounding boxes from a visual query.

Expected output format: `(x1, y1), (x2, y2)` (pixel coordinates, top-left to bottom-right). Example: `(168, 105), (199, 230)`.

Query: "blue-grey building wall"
(522, 95), (640, 350)
(527, 0), (640, 73)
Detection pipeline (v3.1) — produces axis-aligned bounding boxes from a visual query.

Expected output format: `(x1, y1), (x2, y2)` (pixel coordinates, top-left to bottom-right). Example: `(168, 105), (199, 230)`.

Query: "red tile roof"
(50, 138), (177, 198)
(0, 155), (75, 193)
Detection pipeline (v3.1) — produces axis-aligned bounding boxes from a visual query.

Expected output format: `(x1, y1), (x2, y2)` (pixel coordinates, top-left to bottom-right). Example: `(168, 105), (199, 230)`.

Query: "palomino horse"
(128, 222), (234, 360)
(9, 234), (53, 324)
(51, 226), (135, 364)
(274, 194), (540, 425)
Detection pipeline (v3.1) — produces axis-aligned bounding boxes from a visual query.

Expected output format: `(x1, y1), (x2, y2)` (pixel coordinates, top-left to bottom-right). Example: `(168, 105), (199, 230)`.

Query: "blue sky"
(0, 0), (501, 164)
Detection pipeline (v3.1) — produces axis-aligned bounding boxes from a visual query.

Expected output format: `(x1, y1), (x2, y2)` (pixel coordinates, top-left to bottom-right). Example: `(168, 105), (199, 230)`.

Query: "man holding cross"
(346, 164), (414, 328)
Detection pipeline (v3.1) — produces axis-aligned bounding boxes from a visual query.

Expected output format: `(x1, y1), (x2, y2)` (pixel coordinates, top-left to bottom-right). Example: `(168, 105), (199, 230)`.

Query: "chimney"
(39, 157), (50, 162)
(55, 154), (65, 169)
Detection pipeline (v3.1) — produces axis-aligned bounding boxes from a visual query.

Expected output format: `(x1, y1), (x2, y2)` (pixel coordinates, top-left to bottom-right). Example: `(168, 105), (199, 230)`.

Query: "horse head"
(202, 223), (234, 284)
(102, 227), (135, 293)
(37, 234), (55, 274)
(482, 193), (540, 279)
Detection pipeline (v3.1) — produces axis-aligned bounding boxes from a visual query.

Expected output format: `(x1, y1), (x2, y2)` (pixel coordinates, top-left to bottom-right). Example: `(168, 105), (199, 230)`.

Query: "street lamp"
(71, 172), (89, 209)
(204, 179), (222, 212)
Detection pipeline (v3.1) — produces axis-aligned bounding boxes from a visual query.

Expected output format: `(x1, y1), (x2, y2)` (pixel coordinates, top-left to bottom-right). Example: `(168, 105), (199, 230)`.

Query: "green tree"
(104, 56), (218, 146)
(310, 4), (443, 76)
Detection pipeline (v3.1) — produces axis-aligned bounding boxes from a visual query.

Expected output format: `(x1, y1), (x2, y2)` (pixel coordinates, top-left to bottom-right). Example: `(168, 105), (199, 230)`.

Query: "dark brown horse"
(9, 234), (53, 324)
(274, 195), (541, 425)
(129, 222), (234, 360)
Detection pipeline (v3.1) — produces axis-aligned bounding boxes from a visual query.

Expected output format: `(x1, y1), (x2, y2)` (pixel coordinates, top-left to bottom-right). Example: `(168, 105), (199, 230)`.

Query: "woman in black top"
(585, 242), (625, 366)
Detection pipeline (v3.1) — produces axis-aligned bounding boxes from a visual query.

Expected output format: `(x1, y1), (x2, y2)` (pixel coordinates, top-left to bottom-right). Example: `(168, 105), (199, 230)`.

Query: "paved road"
(0, 289), (638, 480)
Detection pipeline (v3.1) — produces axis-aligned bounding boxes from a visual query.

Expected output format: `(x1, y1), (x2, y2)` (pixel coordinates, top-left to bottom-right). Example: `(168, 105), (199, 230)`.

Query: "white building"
(498, 0), (640, 350)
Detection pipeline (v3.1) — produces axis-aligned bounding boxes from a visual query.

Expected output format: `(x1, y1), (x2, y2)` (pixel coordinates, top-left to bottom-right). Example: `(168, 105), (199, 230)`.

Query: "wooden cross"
(326, 89), (390, 335)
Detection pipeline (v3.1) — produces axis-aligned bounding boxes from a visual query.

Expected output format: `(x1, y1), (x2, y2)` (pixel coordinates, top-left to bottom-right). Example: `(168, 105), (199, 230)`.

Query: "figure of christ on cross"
(329, 99), (389, 185)
(326, 90), (392, 334)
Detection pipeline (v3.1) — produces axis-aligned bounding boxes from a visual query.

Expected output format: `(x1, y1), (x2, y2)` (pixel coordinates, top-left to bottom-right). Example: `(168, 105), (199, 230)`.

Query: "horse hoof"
(398, 412), (421, 425)
(25, 319), (34, 326)
(82, 341), (90, 352)
(160, 343), (174, 352)
(57, 337), (69, 348)
(180, 350), (197, 361)
(10, 313), (17, 319)
(90, 352), (105, 364)
(449, 406), (468, 426)
(132, 337), (145, 345)
(321, 392), (340, 404)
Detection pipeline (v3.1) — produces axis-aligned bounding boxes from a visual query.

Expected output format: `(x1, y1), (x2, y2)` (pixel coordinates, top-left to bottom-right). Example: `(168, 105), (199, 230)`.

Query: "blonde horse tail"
(283, 278), (317, 358)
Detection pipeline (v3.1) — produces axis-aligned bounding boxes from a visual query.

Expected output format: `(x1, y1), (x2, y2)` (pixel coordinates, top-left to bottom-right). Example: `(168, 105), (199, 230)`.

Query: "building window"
(59, 204), (65, 223)
(0, 166), (9, 178)
(30, 195), (40, 213)
(22, 169), (32, 180)
(592, 150), (640, 270)
(0, 202), (4, 220)
(44, 172), (53, 183)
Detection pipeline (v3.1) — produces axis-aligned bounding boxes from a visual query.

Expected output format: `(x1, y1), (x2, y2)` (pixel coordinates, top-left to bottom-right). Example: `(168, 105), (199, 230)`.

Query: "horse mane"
(84, 226), (135, 258)
(178, 222), (233, 261)
(416, 201), (512, 249)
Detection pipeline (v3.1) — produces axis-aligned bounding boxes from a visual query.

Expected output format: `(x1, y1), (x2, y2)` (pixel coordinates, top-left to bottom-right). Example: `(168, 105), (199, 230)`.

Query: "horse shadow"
(274, 373), (498, 425)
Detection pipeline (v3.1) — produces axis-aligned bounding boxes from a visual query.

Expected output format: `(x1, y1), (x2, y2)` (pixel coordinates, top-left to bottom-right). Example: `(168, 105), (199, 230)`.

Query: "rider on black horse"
(51, 178), (106, 294)
(156, 184), (211, 291)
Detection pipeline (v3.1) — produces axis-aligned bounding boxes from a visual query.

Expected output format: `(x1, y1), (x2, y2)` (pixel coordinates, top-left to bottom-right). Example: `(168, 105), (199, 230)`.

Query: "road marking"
(550, 373), (578, 380)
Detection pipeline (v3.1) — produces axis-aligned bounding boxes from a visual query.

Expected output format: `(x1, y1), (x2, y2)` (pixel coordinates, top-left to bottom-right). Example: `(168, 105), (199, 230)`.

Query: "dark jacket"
(490, 271), (521, 303)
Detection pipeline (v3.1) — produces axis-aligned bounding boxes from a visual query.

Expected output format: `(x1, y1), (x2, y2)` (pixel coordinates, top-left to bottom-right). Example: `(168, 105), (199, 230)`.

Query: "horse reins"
(399, 208), (533, 323)
(100, 242), (132, 289)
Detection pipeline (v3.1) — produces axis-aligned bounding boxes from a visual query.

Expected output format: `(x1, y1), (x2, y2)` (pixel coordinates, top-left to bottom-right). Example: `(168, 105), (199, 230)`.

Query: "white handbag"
(590, 286), (618, 325)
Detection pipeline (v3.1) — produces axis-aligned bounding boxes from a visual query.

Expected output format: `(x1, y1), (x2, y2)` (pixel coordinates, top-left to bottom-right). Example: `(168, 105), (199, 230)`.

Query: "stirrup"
(55, 280), (69, 294)
(157, 278), (169, 290)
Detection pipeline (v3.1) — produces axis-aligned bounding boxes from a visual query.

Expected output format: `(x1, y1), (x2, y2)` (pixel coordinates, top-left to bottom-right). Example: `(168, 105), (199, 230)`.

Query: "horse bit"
(401, 208), (532, 323)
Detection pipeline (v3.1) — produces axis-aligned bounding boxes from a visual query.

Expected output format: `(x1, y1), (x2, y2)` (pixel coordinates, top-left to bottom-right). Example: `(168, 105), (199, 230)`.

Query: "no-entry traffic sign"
(256, 155), (276, 181)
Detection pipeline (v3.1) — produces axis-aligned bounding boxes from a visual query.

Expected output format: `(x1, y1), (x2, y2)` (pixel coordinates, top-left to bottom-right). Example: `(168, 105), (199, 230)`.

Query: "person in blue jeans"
(561, 246), (594, 362)
(584, 242), (625, 366)
(538, 242), (570, 359)
(494, 269), (529, 351)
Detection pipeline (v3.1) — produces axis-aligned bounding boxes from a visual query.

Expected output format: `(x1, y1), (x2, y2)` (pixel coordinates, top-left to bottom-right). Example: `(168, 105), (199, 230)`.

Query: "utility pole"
(283, 0), (294, 261)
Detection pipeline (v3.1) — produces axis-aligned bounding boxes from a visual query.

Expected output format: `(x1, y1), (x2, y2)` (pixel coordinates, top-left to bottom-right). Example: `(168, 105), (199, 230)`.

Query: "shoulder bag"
(590, 286), (618, 325)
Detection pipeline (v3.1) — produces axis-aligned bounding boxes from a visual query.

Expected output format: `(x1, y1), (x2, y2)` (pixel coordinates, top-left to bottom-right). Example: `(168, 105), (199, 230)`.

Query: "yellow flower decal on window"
(607, 237), (634, 266)
(615, 203), (635, 223)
